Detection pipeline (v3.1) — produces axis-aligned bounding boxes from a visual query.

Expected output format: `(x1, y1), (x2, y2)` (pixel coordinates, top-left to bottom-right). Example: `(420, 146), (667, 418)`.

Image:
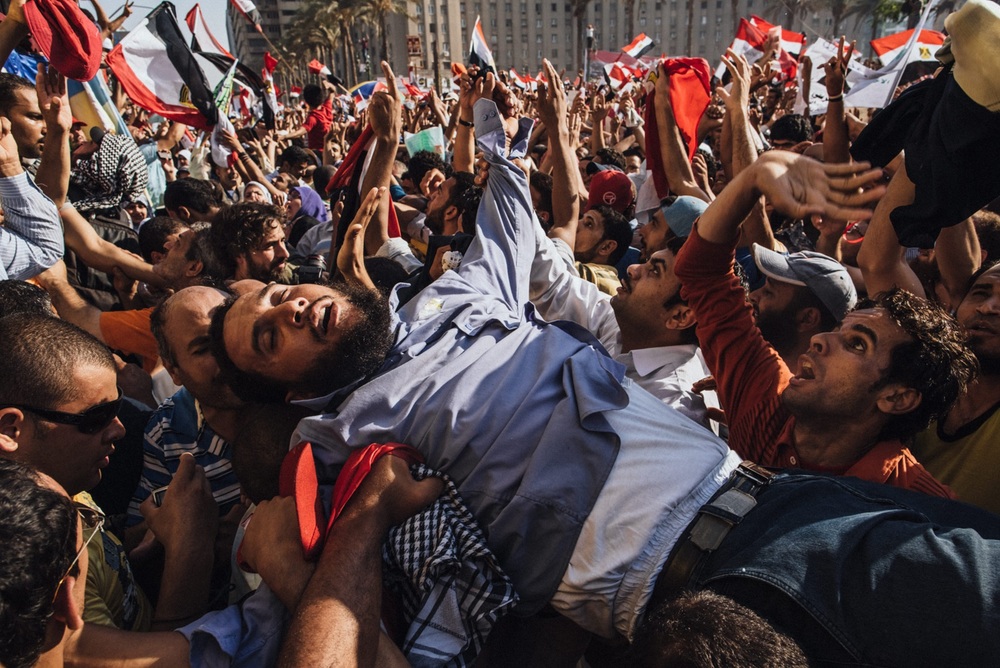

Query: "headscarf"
(292, 186), (329, 223)
(244, 181), (273, 204)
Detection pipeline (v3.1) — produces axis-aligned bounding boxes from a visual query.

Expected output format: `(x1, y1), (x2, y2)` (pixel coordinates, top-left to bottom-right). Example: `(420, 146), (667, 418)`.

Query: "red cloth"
(325, 123), (401, 238)
(23, 0), (102, 81)
(263, 51), (278, 75)
(643, 58), (712, 199)
(674, 225), (955, 498)
(278, 442), (423, 559)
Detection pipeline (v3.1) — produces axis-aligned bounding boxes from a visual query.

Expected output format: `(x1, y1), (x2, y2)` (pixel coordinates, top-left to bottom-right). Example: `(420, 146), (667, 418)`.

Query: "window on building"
(551, 33), (557, 42)
(429, 2), (434, 12)
(536, 18), (541, 27)
(701, 15), (707, 24)
(461, 17), (467, 27)
(640, 16), (646, 26)
(505, 18), (512, 26)
(490, 17), (497, 26)
(699, 29), (706, 40)
(654, 16), (661, 25)
(418, 23), (424, 33)
(550, 17), (557, 26)
(536, 33), (542, 42)
(521, 17), (527, 27)
(551, 2), (557, 9)
(505, 2), (511, 10)
(506, 33), (513, 41)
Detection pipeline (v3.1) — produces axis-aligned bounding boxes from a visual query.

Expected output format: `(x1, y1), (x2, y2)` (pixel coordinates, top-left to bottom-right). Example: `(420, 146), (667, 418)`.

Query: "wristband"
(458, 118), (474, 127)
(827, 94), (843, 103)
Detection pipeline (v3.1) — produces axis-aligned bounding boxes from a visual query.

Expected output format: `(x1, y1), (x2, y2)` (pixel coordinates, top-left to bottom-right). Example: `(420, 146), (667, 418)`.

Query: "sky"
(114, 0), (232, 50)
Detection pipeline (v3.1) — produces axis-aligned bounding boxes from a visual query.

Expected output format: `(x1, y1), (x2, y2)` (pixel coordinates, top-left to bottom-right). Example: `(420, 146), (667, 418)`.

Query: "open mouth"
(310, 299), (336, 337)
(793, 355), (816, 381)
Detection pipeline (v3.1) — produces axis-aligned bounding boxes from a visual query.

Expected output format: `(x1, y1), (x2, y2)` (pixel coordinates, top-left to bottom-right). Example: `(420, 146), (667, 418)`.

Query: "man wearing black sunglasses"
(0, 313), (218, 633)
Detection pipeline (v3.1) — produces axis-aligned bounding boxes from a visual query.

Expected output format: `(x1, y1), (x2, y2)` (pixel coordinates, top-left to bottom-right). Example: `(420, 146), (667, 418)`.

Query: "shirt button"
(789, 456), (797, 465)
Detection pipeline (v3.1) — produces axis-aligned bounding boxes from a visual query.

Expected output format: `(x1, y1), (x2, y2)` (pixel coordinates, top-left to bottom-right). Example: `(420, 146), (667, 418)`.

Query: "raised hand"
(36, 63), (71, 133)
(368, 61), (402, 144)
(822, 37), (855, 98)
(536, 59), (568, 133)
(716, 49), (751, 113)
(752, 152), (885, 223)
(336, 186), (384, 290)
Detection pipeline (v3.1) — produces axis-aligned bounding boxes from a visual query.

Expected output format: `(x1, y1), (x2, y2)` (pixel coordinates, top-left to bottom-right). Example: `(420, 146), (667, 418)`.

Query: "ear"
(597, 239), (618, 259)
(184, 260), (205, 278)
(50, 574), (84, 631)
(443, 204), (460, 224)
(0, 408), (25, 453)
(538, 210), (551, 225)
(795, 307), (822, 332)
(234, 254), (249, 278)
(150, 250), (167, 265)
(875, 386), (922, 416)
(664, 303), (696, 331)
(176, 206), (193, 223)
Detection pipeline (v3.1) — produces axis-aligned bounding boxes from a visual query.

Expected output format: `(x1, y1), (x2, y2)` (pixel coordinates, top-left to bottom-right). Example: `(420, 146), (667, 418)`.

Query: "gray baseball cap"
(752, 243), (857, 321)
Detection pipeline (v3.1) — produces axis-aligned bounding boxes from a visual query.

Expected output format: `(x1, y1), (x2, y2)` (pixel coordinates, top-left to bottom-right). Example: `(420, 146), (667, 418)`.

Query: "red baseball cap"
(586, 170), (636, 214)
(23, 0), (102, 82)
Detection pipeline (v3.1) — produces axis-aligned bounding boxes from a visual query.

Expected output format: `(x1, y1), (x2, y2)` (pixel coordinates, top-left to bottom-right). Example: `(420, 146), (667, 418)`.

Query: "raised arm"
(0, 0), (30, 67)
(821, 38), (855, 166)
(34, 65), (73, 207)
(697, 152), (885, 245)
(654, 64), (711, 202)
(0, 118), (63, 280)
(536, 59), (580, 251)
(452, 70), (477, 174)
(361, 61), (402, 257)
(855, 160), (925, 297)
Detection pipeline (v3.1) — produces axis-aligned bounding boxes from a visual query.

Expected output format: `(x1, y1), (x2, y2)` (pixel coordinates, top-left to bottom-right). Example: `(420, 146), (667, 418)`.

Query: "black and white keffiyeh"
(382, 464), (519, 668)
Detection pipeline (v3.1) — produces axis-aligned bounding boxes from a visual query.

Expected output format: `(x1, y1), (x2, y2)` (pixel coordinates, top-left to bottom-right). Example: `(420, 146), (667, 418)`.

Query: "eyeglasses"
(1, 387), (123, 434)
(52, 503), (105, 603)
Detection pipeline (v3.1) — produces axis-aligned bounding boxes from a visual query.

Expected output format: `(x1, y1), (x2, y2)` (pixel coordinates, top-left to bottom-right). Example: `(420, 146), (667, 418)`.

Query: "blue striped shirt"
(127, 388), (241, 526)
(0, 171), (63, 280)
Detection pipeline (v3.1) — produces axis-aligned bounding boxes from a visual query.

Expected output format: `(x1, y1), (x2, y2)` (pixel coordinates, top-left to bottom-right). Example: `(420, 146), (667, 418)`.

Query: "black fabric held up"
(851, 68), (1000, 248)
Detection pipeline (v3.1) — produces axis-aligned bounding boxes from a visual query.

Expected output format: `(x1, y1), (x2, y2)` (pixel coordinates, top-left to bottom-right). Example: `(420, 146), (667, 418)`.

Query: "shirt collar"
(629, 343), (699, 377)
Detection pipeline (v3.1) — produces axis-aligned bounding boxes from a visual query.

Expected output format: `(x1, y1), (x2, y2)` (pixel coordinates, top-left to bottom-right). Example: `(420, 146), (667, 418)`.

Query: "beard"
(294, 283), (394, 397)
(756, 305), (801, 360)
(247, 260), (288, 283)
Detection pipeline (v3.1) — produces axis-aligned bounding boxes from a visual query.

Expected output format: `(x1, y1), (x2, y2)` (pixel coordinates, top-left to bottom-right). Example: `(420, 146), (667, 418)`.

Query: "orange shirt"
(100, 307), (159, 373)
(675, 225), (954, 498)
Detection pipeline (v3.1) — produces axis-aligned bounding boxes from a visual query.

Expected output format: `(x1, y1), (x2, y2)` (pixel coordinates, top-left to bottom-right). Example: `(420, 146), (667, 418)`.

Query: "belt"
(650, 460), (774, 608)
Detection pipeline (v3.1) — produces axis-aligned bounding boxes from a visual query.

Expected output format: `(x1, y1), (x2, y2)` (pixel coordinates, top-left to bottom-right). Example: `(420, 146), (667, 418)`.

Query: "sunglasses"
(53, 503), (105, 603)
(1, 387), (123, 434)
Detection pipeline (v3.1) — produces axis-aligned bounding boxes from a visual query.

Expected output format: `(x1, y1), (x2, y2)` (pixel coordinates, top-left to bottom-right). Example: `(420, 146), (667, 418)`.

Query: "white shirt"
(529, 219), (714, 428)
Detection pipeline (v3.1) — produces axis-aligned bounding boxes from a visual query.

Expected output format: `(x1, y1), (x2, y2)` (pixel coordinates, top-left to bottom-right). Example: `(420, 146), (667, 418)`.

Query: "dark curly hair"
(0, 459), (76, 668)
(862, 288), (978, 442)
(209, 202), (285, 278)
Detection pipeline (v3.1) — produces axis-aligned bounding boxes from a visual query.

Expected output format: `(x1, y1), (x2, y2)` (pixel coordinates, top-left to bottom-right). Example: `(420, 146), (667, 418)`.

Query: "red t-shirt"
(674, 225), (954, 498)
(302, 98), (333, 151)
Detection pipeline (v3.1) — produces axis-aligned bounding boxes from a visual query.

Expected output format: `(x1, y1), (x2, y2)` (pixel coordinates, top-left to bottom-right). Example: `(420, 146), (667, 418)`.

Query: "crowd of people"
(3, 0), (1000, 665)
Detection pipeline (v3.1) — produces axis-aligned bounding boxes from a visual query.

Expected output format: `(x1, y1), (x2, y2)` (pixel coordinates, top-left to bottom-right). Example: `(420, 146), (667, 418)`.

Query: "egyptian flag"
(715, 18), (770, 78)
(644, 58), (712, 198)
(308, 59), (332, 77)
(230, 0), (262, 30)
(290, 85), (302, 98)
(468, 17), (496, 73)
(604, 62), (630, 89)
(871, 28), (945, 67)
(185, 4), (233, 58)
(261, 51), (278, 128)
(107, 3), (217, 130)
(749, 16), (805, 56)
(748, 15), (802, 80)
(622, 33), (655, 59)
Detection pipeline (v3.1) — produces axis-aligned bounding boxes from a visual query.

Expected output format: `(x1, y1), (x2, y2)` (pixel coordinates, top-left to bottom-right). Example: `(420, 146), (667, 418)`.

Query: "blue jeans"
(693, 472), (1000, 667)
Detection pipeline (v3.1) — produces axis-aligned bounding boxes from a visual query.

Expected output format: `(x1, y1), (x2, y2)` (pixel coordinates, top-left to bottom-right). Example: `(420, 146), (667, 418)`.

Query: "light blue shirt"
(0, 171), (63, 281)
(292, 99), (628, 613)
